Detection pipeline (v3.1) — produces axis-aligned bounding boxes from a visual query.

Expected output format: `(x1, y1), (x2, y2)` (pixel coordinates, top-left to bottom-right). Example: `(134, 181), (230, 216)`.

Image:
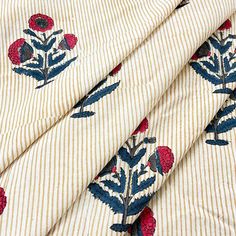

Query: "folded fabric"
(0, 0), (235, 235)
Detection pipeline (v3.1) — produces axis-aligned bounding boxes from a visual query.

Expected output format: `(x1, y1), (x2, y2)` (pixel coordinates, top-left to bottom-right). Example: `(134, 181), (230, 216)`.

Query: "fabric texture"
(0, 0), (235, 235)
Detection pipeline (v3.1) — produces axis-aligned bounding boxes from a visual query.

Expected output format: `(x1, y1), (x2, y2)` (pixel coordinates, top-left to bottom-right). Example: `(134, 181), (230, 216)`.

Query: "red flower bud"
(59, 34), (78, 50)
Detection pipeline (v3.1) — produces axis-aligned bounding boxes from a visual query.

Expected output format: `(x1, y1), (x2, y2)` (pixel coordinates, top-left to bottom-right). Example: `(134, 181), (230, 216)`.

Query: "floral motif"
(190, 19), (236, 94)
(8, 13), (77, 89)
(128, 207), (156, 236)
(29, 14), (54, 32)
(0, 187), (7, 215)
(71, 64), (122, 118)
(88, 118), (174, 232)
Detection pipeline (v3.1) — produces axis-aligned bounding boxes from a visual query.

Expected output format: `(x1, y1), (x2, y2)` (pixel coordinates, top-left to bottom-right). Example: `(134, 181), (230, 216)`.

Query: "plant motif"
(128, 207), (156, 236)
(88, 118), (174, 232)
(71, 64), (122, 118)
(8, 13), (78, 89)
(190, 19), (236, 94)
(205, 88), (236, 146)
(176, 0), (190, 9)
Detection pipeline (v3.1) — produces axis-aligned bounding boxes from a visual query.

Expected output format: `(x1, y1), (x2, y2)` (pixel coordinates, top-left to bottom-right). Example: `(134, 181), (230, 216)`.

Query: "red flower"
(132, 118), (148, 135)
(29, 14), (54, 32)
(158, 146), (174, 174)
(0, 187), (7, 215)
(58, 34), (78, 50)
(8, 38), (33, 65)
(139, 207), (156, 236)
(129, 207), (156, 236)
(148, 146), (174, 174)
(109, 63), (122, 76)
(218, 19), (232, 31)
(191, 42), (211, 60)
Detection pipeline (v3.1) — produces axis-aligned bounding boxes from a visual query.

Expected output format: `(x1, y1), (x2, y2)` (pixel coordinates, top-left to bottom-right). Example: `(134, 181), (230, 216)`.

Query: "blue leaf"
(133, 177), (156, 195)
(110, 224), (131, 232)
(48, 56), (77, 80)
(217, 118), (236, 134)
(24, 54), (44, 69)
(13, 67), (44, 81)
(23, 29), (38, 37)
(201, 56), (219, 73)
(119, 168), (126, 193)
(118, 147), (133, 167)
(101, 168), (126, 193)
(127, 194), (154, 216)
(209, 37), (232, 54)
(225, 71), (236, 83)
(102, 180), (123, 193)
(205, 123), (215, 133)
(88, 183), (124, 214)
(84, 81), (120, 107)
(48, 52), (66, 67)
(217, 104), (236, 118)
(190, 62), (222, 85)
(118, 147), (146, 168)
(224, 57), (231, 73)
(31, 37), (56, 52)
(206, 139), (229, 146)
(213, 88), (233, 94)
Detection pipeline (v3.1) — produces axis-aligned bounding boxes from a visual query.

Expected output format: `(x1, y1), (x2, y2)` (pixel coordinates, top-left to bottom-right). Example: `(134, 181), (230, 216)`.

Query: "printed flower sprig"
(190, 19), (236, 94)
(89, 118), (174, 233)
(8, 13), (78, 89)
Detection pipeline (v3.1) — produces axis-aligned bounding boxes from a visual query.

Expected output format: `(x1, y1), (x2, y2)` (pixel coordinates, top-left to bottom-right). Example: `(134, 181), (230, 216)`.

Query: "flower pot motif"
(148, 146), (174, 175)
(29, 13), (54, 32)
(218, 19), (232, 31)
(128, 207), (156, 236)
(58, 34), (78, 50)
(0, 187), (7, 215)
(132, 118), (149, 135)
(8, 38), (33, 65)
(8, 13), (78, 89)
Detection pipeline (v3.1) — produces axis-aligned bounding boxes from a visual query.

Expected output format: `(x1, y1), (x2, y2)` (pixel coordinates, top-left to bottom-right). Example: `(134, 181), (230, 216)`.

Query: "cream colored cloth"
(0, 0), (235, 235)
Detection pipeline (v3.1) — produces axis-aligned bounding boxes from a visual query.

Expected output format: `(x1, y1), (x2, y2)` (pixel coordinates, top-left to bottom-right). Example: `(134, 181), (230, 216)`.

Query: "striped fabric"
(0, 0), (235, 235)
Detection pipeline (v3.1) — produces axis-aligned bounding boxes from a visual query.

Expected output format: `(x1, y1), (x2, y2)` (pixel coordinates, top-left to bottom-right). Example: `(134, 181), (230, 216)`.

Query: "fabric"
(0, 0), (235, 235)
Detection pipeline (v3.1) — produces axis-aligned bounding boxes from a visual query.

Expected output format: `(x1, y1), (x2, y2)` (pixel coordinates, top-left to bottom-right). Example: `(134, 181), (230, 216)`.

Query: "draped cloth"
(0, 0), (235, 235)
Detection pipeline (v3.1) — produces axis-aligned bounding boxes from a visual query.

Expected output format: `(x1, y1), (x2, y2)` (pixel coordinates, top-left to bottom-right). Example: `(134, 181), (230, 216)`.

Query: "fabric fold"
(0, 0), (181, 174)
